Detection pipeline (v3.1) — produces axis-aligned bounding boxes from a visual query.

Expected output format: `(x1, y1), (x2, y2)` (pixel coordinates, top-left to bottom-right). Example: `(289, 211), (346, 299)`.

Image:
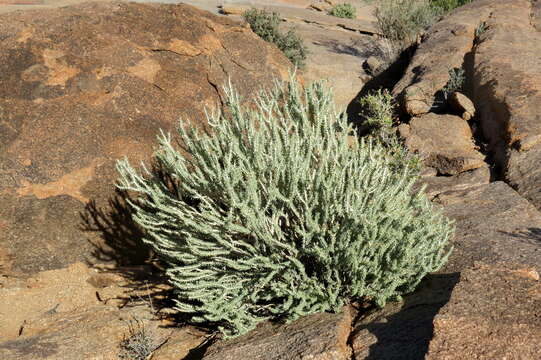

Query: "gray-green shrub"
(116, 76), (453, 338)
(430, 0), (472, 14)
(329, 3), (356, 19)
(376, 0), (474, 50)
(375, 0), (436, 49)
(243, 8), (307, 68)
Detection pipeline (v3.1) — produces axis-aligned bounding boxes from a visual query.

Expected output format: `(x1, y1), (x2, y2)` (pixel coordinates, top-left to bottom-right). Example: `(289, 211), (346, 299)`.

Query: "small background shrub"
(117, 77), (453, 338)
(243, 8), (307, 68)
(376, 0), (473, 50)
(430, 0), (472, 14)
(375, 0), (436, 49)
(329, 3), (357, 19)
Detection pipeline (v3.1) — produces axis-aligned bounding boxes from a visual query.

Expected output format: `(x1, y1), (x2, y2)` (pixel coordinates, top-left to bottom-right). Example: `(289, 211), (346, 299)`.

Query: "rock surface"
(221, 1), (379, 35)
(352, 181), (541, 359)
(400, 113), (485, 175)
(448, 91), (475, 120)
(0, 304), (188, 360)
(0, 261), (207, 359)
(202, 308), (353, 360)
(394, 0), (541, 209)
(392, 0), (494, 115)
(0, 262), (121, 340)
(472, 0), (541, 209)
(287, 21), (372, 110)
(351, 273), (459, 359)
(426, 262), (541, 359)
(0, 1), (291, 277)
(420, 164), (490, 200)
(439, 181), (541, 272)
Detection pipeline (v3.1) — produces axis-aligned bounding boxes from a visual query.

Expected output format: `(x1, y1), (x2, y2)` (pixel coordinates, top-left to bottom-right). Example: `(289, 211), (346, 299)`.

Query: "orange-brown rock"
(400, 113), (485, 175)
(202, 307), (353, 360)
(420, 165), (490, 200)
(392, 0), (495, 115)
(0, 1), (292, 277)
(426, 262), (541, 359)
(351, 181), (541, 359)
(0, 261), (207, 358)
(448, 92), (475, 120)
(472, 0), (541, 209)
(439, 181), (541, 272)
(0, 303), (204, 360)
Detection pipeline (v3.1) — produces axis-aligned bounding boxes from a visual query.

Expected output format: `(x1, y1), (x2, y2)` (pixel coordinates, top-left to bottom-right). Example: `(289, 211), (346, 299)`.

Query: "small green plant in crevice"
(117, 75), (453, 338)
(358, 89), (420, 171)
(329, 3), (356, 19)
(243, 8), (307, 68)
(475, 21), (487, 38)
(443, 67), (465, 97)
(119, 318), (161, 360)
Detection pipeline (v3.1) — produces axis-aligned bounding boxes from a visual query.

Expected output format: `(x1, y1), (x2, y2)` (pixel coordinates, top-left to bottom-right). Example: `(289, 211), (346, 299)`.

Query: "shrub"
(430, 0), (472, 14)
(117, 76), (453, 338)
(243, 8), (307, 68)
(119, 319), (160, 360)
(375, 0), (436, 49)
(329, 3), (356, 19)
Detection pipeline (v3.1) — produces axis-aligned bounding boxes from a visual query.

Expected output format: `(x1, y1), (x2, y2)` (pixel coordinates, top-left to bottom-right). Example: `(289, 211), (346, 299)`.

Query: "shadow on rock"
(79, 188), (180, 316)
(351, 272), (459, 359)
(499, 227), (541, 245)
(80, 189), (152, 267)
(313, 38), (373, 58)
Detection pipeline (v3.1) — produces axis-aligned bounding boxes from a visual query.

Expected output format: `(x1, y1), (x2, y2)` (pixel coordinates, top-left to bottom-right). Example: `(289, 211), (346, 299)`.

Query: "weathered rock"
(0, 1), (292, 276)
(363, 56), (381, 75)
(0, 262), (119, 340)
(351, 273), (459, 359)
(420, 164), (490, 200)
(222, 2), (379, 34)
(0, 261), (206, 358)
(392, 0), (496, 115)
(151, 327), (209, 360)
(472, 0), (541, 209)
(310, 1), (332, 12)
(400, 113), (485, 175)
(439, 181), (541, 272)
(289, 21), (372, 110)
(0, 304), (180, 360)
(352, 180), (541, 358)
(426, 262), (541, 359)
(202, 307), (353, 360)
(448, 91), (475, 120)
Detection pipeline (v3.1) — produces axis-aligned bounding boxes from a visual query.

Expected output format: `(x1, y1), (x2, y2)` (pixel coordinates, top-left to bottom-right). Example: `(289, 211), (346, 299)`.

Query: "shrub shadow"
(312, 38), (373, 58)
(498, 227), (541, 245)
(351, 272), (459, 359)
(80, 189), (152, 267)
